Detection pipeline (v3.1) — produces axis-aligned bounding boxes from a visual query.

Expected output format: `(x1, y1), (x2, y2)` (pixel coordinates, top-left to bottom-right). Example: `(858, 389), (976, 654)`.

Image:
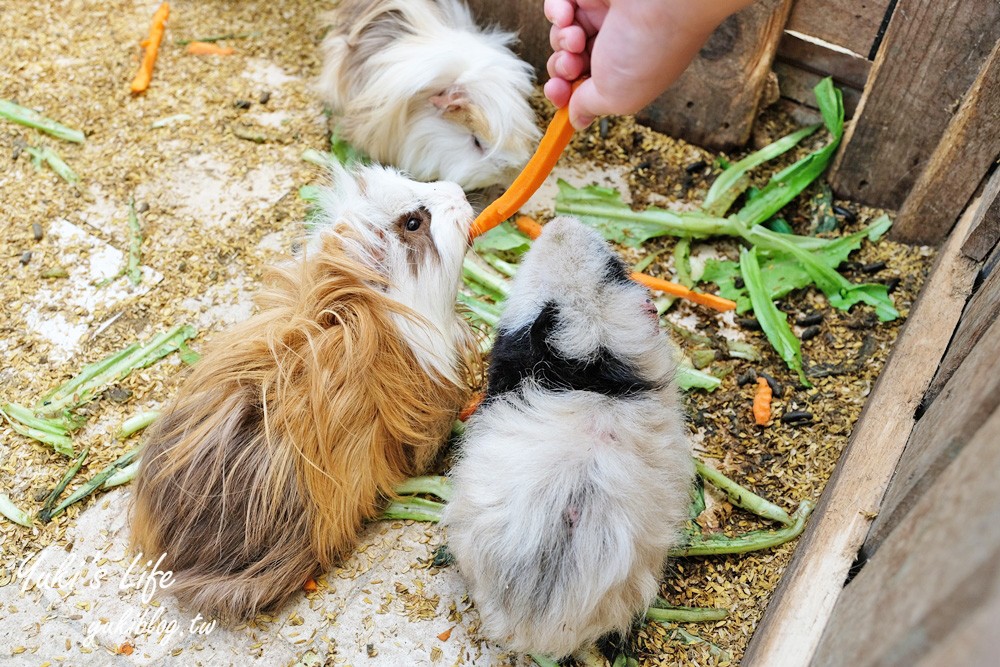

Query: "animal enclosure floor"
(0, 1), (931, 665)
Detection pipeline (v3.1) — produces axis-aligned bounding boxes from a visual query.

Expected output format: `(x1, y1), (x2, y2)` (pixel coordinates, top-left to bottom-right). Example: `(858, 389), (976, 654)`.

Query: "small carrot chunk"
(187, 42), (235, 56)
(119, 641), (135, 655)
(514, 215), (543, 240)
(753, 377), (772, 425)
(131, 2), (170, 94)
(459, 393), (483, 422)
(437, 627), (453, 642)
(303, 578), (318, 593)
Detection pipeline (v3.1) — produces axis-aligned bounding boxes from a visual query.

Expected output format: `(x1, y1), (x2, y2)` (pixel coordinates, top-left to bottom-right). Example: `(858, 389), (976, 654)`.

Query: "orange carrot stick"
(753, 377), (772, 425)
(469, 82), (583, 239)
(630, 272), (736, 312)
(514, 215), (543, 240)
(459, 392), (483, 422)
(303, 578), (318, 592)
(186, 41), (235, 56)
(131, 2), (170, 94)
(514, 215), (736, 313)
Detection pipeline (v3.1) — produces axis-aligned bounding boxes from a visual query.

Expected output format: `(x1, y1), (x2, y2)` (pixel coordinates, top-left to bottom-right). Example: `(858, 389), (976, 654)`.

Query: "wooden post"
(829, 0), (1000, 211)
(635, 0), (794, 150)
(741, 201), (982, 667)
(784, 0), (894, 59)
(962, 166), (1000, 262)
(892, 42), (1000, 244)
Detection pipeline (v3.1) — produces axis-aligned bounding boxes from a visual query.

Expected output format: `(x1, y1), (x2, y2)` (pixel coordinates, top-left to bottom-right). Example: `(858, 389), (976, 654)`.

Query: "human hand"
(544, 0), (755, 129)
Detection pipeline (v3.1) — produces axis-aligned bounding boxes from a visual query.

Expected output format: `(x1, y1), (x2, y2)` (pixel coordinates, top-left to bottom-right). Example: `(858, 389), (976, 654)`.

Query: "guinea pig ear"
(429, 86), (469, 114)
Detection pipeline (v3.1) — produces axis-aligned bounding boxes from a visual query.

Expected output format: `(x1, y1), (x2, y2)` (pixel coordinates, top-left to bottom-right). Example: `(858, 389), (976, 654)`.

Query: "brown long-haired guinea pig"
(129, 162), (478, 623)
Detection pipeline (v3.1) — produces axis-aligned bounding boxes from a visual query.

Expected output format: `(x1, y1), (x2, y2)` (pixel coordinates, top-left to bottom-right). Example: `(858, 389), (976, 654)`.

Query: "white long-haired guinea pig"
(443, 217), (695, 658)
(130, 163), (478, 623)
(317, 0), (540, 191)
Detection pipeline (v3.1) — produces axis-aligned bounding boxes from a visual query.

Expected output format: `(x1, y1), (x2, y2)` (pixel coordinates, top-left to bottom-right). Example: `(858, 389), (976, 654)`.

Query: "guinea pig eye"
(405, 216), (422, 232)
(472, 136), (484, 151)
(396, 206), (431, 235)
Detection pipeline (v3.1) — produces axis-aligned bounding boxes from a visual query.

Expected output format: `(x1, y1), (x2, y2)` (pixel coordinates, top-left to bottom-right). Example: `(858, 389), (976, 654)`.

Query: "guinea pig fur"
(129, 163), (478, 623)
(443, 217), (695, 658)
(317, 0), (540, 191)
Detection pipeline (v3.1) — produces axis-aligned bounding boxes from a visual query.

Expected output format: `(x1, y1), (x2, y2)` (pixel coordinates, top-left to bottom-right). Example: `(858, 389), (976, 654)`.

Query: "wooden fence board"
(962, 165), (1000, 262)
(773, 61), (862, 119)
(634, 0), (793, 150)
(740, 202), (981, 667)
(893, 42), (1000, 244)
(785, 0), (893, 59)
(776, 32), (872, 89)
(811, 408), (1000, 666)
(829, 0), (1000, 211)
(864, 313), (1000, 558)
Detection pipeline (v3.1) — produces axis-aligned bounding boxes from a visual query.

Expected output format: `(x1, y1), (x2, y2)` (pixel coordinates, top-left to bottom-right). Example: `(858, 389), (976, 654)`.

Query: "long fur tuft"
(131, 167), (477, 622)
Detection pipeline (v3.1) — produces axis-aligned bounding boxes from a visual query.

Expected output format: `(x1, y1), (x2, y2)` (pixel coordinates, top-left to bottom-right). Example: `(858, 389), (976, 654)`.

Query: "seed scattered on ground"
(32, 222), (43, 240)
(19, 250), (31, 265)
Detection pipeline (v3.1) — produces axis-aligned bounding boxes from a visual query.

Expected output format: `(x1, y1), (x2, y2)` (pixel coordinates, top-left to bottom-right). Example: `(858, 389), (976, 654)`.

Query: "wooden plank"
(811, 407), (1000, 666)
(773, 61), (862, 119)
(915, 592), (1000, 667)
(829, 0), (1000, 210)
(893, 42), (1000, 244)
(634, 0), (794, 150)
(864, 313), (1000, 557)
(924, 249), (1000, 404)
(741, 201), (981, 667)
(785, 0), (893, 59)
(776, 32), (872, 90)
(962, 165), (1000, 261)
(464, 0), (551, 79)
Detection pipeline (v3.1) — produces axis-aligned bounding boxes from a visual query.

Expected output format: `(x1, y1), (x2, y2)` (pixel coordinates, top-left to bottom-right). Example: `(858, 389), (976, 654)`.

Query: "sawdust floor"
(0, 1), (932, 665)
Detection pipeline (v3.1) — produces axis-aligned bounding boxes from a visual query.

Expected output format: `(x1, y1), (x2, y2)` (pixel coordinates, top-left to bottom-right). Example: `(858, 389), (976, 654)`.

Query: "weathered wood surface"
(893, 42), (1000, 244)
(776, 32), (872, 90)
(962, 165), (1000, 261)
(635, 0), (794, 150)
(924, 247), (1000, 405)
(773, 61), (862, 119)
(812, 407), (1000, 666)
(829, 0), (1000, 210)
(464, 0), (551, 79)
(785, 0), (893, 59)
(865, 313), (1000, 558)
(741, 202), (981, 667)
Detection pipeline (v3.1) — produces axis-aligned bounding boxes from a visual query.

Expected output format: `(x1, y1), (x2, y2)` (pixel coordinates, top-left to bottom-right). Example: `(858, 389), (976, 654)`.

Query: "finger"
(543, 0), (575, 27)
(556, 24), (588, 53)
(546, 50), (563, 80)
(554, 50), (588, 80)
(544, 78), (573, 108)
(567, 78), (603, 129)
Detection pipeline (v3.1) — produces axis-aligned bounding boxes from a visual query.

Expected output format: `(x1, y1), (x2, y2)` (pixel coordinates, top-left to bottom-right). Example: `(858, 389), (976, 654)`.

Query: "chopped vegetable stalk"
(462, 258), (510, 301)
(702, 123), (820, 216)
(632, 247), (669, 274)
(695, 459), (791, 525)
(39, 448), (90, 522)
(175, 31), (258, 46)
(740, 248), (810, 386)
(673, 238), (693, 288)
(301, 148), (328, 167)
(127, 197), (143, 286)
(481, 254), (518, 278)
(0, 493), (32, 527)
(36, 325), (197, 417)
(646, 601), (728, 623)
(118, 411), (161, 440)
(675, 363), (721, 392)
(0, 99), (85, 143)
(150, 113), (191, 129)
(382, 496), (444, 522)
(26, 146), (79, 183)
(0, 403), (74, 455)
(457, 293), (501, 327)
(47, 446), (142, 520)
(393, 475), (453, 502)
(103, 460), (141, 489)
(531, 655), (561, 667)
(671, 500), (813, 556)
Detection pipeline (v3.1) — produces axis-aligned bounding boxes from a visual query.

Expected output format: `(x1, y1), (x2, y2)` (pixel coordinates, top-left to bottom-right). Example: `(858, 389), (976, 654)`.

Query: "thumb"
(567, 78), (610, 130)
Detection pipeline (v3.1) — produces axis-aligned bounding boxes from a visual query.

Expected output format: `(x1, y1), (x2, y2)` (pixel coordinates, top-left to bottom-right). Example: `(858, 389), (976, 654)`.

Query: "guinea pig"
(316, 0), (540, 191)
(443, 217), (695, 658)
(129, 162), (478, 623)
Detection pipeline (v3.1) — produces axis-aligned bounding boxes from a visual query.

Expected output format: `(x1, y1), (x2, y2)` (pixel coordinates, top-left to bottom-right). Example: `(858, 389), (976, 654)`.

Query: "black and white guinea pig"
(443, 217), (695, 658)
(317, 0), (540, 191)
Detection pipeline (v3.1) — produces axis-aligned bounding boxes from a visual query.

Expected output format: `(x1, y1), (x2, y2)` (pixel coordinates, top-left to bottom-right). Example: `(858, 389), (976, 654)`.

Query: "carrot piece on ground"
(514, 215), (543, 240)
(753, 377), (772, 425)
(130, 2), (171, 94)
(459, 393), (483, 422)
(118, 642), (135, 655)
(630, 272), (737, 313)
(437, 627), (453, 642)
(186, 41), (235, 56)
(469, 82), (583, 239)
(303, 578), (319, 592)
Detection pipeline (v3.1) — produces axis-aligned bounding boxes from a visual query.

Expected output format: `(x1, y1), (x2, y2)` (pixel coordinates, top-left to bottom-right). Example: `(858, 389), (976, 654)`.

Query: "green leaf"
(740, 248), (810, 385)
(330, 125), (367, 165)
(675, 363), (721, 392)
(703, 123), (820, 216)
(735, 78), (844, 227)
(0, 99), (85, 143)
(673, 238), (693, 288)
(764, 218), (794, 235)
(473, 220), (532, 255)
